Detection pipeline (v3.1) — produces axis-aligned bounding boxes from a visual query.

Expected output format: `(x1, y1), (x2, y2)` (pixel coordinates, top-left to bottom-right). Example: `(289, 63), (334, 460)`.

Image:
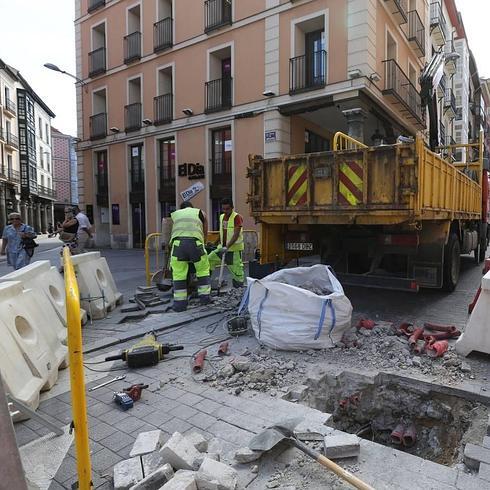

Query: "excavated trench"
(302, 371), (488, 466)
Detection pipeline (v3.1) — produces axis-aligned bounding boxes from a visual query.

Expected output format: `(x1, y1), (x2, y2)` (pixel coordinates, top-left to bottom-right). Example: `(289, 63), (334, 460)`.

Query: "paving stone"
(194, 399), (221, 415)
(131, 423), (160, 437)
(188, 412), (216, 431)
(213, 407), (266, 433)
(97, 408), (132, 425)
(54, 455), (78, 483)
(487, 414), (490, 436)
(114, 416), (148, 433)
(185, 431), (209, 452)
(483, 436), (490, 450)
(141, 451), (164, 476)
(91, 447), (123, 473)
(130, 463), (174, 489)
(161, 470), (197, 490)
(160, 418), (193, 435)
(178, 392), (205, 407)
(206, 421), (255, 447)
(90, 421), (119, 442)
(47, 481), (66, 490)
(457, 471), (485, 490)
(14, 425), (38, 447)
(160, 386), (188, 400)
(39, 398), (71, 416)
(420, 459), (458, 486)
(479, 462), (490, 482)
(195, 457), (238, 490)
(88, 402), (115, 418)
(159, 432), (202, 470)
(323, 434), (360, 460)
(99, 431), (136, 453)
(130, 403), (157, 418)
(169, 404), (199, 421)
(464, 443), (490, 470)
(143, 410), (174, 428)
(130, 430), (165, 457)
(234, 447), (262, 463)
(113, 457), (143, 490)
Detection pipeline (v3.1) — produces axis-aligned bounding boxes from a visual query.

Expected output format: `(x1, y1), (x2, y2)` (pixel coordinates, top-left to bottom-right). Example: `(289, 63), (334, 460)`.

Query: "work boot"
(232, 280), (244, 288)
(200, 296), (212, 306)
(172, 303), (187, 313)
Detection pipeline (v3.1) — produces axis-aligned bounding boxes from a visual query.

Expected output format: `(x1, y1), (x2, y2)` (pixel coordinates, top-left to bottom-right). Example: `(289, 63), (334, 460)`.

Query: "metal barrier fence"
(144, 230), (259, 287)
(63, 247), (92, 489)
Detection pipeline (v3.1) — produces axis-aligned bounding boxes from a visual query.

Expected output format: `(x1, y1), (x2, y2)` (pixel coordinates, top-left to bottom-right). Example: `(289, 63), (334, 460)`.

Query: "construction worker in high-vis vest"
(169, 201), (211, 312)
(208, 198), (244, 287)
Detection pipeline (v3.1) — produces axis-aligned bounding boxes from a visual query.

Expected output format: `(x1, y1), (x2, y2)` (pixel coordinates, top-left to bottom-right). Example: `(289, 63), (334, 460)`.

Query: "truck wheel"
(443, 234), (461, 292)
(479, 224), (488, 263)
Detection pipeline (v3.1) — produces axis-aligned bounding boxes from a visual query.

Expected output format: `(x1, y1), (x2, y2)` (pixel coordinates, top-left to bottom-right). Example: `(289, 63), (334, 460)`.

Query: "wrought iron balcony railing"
(154, 94), (173, 125)
(154, 17), (173, 52)
(89, 47), (106, 77)
(289, 50), (327, 94)
(205, 77), (232, 113)
(90, 112), (107, 140)
(125, 102), (142, 132)
(205, 0), (232, 33)
(407, 10), (425, 57)
(124, 31), (142, 64)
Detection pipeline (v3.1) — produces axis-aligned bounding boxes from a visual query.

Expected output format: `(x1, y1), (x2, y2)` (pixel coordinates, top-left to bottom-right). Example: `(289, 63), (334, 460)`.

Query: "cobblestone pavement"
(9, 248), (490, 489)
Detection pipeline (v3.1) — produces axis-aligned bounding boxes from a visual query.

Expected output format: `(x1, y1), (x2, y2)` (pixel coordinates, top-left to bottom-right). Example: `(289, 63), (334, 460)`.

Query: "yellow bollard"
(63, 247), (92, 489)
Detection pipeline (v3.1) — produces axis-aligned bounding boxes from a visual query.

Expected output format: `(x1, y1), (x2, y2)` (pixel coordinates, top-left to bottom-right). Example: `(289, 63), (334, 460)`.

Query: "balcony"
(154, 94), (173, 125)
(205, 77), (232, 113)
(430, 2), (447, 47)
(38, 185), (55, 199)
(4, 97), (16, 116)
(5, 132), (18, 150)
(444, 89), (456, 118)
(124, 32), (142, 64)
(407, 10), (425, 57)
(205, 0), (232, 33)
(437, 74), (447, 98)
(0, 128), (4, 143)
(439, 122), (446, 146)
(475, 105), (486, 128)
(90, 112), (107, 140)
(289, 50), (327, 95)
(88, 47), (106, 77)
(154, 17), (173, 52)
(8, 168), (20, 184)
(382, 59), (424, 127)
(125, 102), (142, 132)
(384, 0), (408, 25)
(88, 0), (105, 13)
(444, 41), (458, 75)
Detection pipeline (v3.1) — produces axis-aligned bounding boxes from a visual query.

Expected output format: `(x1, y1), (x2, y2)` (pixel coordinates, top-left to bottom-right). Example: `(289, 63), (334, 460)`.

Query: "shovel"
(216, 249), (227, 296)
(249, 418), (374, 490)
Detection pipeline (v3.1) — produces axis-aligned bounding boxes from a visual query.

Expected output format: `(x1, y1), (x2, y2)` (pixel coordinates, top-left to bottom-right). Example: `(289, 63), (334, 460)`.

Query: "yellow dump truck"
(248, 132), (489, 291)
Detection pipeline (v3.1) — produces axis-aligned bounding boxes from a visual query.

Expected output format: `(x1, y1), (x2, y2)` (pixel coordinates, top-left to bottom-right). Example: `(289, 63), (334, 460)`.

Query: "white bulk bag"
(240, 265), (352, 350)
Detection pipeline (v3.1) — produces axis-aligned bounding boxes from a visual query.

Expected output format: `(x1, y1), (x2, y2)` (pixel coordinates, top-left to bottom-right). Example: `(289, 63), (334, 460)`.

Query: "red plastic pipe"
(423, 330), (460, 342)
(409, 327), (424, 348)
(391, 423), (405, 445)
(193, 350), (207, 373)
(423, 322), (458, 334)
(398, 322), (414, 337)
(402, 423), (417, 447)
(217, 341), (230, 356)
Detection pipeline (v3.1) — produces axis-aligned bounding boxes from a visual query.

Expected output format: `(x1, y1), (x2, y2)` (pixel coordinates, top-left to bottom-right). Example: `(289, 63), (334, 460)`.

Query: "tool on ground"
(113, 392), (134, 410)
(88, 375), (126, 392)
(155, 246), (173, 291)
(216, 249), (227, 296)
(249, 418), (374, 490)
(123, 383), (149, 402)
(193, 349), (207, 373)
(226, 316), (249, 336)
(104, 333), (184, 368)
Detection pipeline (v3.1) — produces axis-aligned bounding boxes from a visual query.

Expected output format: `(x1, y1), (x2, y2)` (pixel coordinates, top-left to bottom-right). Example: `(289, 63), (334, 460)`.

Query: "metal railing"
(430, 2), (447, 44)
(407, 10), (425, 56)
(5, 132), (18, 149)
(124, 31), (142, 64)
(384, 0), (408, 23)
(211, 155), (232, 177)
(38, 185), (55, 198)
(205, 77), (232, 113)
(154, 17), (173, 52)
(63, 247), (93, 489)
(289, 50), (327, 94)
(88, 47), (106, 77)
(89, 112), (107, 140)
(5, 97), (16, 114)
(88, 0), (105, 12)
(125, 102), (142, 132)
(439, 74), (447, 93)
(333, 132), (368, 151)
(8, 168), (20, 183)
(444, 88), (456, 115)
(205, 0), (232, 33)
(382, 59), (423, 123)
(439, 122), (446, 146)
(154, 94), (173, 124)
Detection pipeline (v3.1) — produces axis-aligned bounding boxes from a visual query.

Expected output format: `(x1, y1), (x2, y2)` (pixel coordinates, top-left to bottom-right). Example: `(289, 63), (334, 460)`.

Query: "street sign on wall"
(180, 181), (204, 201)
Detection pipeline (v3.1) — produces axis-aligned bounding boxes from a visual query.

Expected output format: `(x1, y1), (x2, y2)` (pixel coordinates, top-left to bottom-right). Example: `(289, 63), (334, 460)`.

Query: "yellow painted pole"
(144, 233), (162, 287)
(63, 247), (92, 489)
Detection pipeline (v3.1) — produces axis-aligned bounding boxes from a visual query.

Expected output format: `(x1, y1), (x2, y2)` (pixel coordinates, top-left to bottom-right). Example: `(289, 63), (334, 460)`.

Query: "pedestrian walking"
(208, 198), (244, 287)
(169, 201), (211, 312)
(73, 205), (93, 252)
(58, 208), (80, 254)
(0, 212), (37, 270)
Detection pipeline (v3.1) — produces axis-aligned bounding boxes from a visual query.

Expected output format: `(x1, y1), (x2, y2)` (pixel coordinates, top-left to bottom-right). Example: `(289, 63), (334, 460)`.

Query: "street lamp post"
(43, 63), (86, 86)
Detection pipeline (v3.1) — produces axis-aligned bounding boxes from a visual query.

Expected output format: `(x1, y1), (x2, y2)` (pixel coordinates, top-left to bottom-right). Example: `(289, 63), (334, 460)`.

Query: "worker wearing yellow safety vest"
(208, 198), (244, 287)
(169, 201), (211, 312)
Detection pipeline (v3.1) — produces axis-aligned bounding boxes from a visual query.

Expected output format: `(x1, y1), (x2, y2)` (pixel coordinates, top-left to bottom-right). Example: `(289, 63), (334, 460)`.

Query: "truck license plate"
(285, 242), (314, 251)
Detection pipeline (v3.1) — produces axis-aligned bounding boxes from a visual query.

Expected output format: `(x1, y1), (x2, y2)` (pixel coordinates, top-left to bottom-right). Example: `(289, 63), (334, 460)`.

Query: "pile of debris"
(114, 429), (239, 490)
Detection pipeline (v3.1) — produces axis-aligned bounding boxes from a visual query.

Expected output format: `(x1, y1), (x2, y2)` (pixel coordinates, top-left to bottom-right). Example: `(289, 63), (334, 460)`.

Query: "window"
(386, 29), (397, 60)
(159, 138), (175, 182)
(45, 124), (49, 144)
(39, 118), (43, 139)
(39, 146), (43, 168)
(130, 144), (144, 190)
(4, 86), (9, 102)
(96, 150), (108, 194)
(206, 46), (233, 112)
(89, 23), (107, 76)
(305, 130), (330, 153)
(7, 154), (12, 173)
(408, 62), (417, 85)
(154, 0), (173, 52)
(41, 175), (45, 187)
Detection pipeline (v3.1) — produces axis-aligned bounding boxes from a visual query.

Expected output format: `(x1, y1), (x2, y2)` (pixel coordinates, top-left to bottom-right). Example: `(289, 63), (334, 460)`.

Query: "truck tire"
(479, 223), (488, 263)
(443, 234), (461, 292)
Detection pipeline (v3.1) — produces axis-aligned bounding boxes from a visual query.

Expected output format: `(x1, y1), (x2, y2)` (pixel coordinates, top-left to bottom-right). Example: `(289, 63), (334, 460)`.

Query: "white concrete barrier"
(456, 270), (490, 356)
(0, 281), (68, 414)
(71, 252), (123, 319)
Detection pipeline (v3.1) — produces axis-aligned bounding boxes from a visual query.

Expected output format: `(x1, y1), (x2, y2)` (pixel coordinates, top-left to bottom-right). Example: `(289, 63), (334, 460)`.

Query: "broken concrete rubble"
(160, 432), (202, 471)
(323, 434), (360, 459)
(131, 430), (166, 457)
(130, 464), (174, 490)
(161, 470), (197, 490)
(234, 446), (263, 464)
(114, 457), (143, 490)
(185, 431), (208, 453)
(195, 457), (238, 490)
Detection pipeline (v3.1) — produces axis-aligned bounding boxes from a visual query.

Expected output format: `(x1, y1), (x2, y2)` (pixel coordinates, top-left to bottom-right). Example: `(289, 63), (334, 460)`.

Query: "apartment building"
(52, 127), (79, 223)
(76, 0), (481, 248)
(0, 61), (56, 233)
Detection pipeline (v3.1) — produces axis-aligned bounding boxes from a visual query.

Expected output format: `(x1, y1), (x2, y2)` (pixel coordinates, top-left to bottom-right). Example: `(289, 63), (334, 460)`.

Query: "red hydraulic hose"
(402, 423), (417, 447)
(423, 322), (458, 334)
(409, 327), (424, 348)
(426, 340), (448, 358)
(391, 423), (405, 445)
